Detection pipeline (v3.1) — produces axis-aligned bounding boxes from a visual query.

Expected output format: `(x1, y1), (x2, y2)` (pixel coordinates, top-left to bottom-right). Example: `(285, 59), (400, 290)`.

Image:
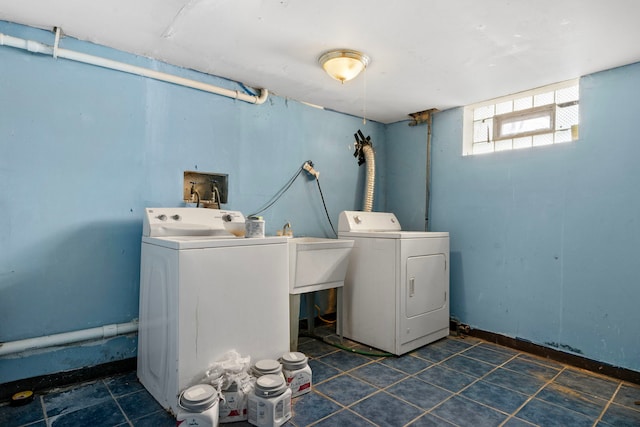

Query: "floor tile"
(503, 358), (560, 381)
(386, 377), (451, 410)
(431, 395), (507, 427)
(516, 398), (594, 427)
(312, 408), (376, 426)
(414, 337), (474, 362)
(380, 354), (432, 374)
(0, 396), (45, 427)
(483, 367), (546, 395)
(349, 343), (387, 358)
(290, 391), (340, 426)
(502, 417), (537, 426)
(554, 369), (619, 400)
(477, 342), (520, 355)
(416, 365), (476, 392)
(439, 337), (475, 353)
(350, 391), (425, 427)
(117, 389), (165, 420)
(407, 412), (457, 426)
(461, 380), (529, 413)
(516, 353), (565, 369)
(460, 345), (514, 365)
(614, 383), (640, 408)
(43, 381), (112, 417)
(307, 359), (340, 385)
(131, 409), (176, 427)
(350, 362), (406, 388)
(317, 350), (370, 372)
(297, 338), (338, 358)
(413, 343), (456, 363)
(9, 331), (635, 427)
(49, 399), (126, 427)
(600, 402), (640, 426)
(441, 354), (496, 377)
(314, 374), (377, 405)
(104, 372), (145, 397)
(537, 382), (607, 418)
(218, 421), (252, 427)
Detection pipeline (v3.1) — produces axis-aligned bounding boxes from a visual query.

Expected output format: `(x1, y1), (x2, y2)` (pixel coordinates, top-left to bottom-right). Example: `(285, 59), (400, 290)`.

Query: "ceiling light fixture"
(319, 49), (370, 84)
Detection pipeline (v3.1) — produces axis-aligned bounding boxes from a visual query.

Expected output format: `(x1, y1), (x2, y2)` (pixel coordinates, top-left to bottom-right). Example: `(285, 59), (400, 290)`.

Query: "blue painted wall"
(2, 18), (639, 384)
(384, 121), (427, 231)
(0, 21), (385, 383)
(426, 64), (640, 372)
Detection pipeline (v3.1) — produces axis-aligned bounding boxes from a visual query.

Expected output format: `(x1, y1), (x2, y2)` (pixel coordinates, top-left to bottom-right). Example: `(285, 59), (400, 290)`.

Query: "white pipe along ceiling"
(0, 30), (268, 105)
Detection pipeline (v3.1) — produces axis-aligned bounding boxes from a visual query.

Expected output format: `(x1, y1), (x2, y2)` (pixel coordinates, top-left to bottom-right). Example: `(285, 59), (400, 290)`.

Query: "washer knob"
(390, 218), (396, 223)
(171, 214), (181, 221)
(354, 215), (362, 224)
(157, 214), (167, 221)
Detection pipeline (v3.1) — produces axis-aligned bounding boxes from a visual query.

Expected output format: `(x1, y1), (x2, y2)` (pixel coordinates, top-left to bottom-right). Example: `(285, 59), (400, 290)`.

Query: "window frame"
(463, 78), (579, 156)
(493, 104), (555, 141)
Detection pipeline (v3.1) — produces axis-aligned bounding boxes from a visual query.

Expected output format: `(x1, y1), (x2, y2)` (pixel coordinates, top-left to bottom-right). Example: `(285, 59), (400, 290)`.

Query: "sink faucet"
(282, 221), (292, 237)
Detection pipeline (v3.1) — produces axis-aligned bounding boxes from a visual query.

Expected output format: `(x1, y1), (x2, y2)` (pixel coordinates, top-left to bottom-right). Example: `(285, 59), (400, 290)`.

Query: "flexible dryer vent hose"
(362, 144), (375, 212)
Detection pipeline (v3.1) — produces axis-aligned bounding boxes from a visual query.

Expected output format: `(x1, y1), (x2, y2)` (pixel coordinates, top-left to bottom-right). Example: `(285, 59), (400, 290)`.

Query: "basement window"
(463, 79), (579, 155)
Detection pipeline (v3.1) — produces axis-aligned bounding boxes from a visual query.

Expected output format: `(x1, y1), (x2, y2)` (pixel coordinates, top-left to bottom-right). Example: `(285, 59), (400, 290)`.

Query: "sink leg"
(337, 287), (343, 343)
(289, 294), (301, 351)
(306, 292), (315, 336)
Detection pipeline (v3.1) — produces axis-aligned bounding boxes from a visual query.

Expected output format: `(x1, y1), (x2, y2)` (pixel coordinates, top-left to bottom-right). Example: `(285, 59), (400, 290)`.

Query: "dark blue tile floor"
(2, 328), (639, 427)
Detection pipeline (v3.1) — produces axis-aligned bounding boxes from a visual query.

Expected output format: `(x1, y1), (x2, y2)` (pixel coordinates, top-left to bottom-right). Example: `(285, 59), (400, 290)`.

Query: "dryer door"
(406, 255), (446, 317)
(402, 253), (447, 346)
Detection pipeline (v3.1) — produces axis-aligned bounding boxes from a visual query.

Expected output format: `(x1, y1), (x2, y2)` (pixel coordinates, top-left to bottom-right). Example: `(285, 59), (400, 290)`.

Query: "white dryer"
(338, 211), (449, 355)
(137, 208), (289, 414)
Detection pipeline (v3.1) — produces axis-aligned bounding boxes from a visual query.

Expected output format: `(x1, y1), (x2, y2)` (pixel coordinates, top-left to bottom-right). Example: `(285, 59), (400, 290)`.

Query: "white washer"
(137, 207), (289, 414)
(338, 211), (449, 355)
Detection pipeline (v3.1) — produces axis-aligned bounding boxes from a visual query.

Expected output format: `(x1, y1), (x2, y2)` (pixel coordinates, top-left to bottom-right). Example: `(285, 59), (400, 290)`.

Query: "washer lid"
(142, 234), (287, 249)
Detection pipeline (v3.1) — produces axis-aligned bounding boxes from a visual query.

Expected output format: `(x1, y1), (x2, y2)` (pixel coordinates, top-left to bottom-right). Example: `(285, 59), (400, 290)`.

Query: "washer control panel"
(143, 207), (245, 237)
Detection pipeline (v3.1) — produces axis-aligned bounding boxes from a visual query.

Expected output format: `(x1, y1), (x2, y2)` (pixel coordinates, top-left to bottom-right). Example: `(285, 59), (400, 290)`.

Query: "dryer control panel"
(338, 211), (402, 232)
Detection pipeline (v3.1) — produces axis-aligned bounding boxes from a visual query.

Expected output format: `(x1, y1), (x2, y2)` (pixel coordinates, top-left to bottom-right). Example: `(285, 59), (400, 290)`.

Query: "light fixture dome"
(319, 49), (370, 83)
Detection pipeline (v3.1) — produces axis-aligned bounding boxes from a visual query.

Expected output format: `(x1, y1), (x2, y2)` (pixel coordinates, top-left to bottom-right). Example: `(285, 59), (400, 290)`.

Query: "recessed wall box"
(183, 171), (228, 205)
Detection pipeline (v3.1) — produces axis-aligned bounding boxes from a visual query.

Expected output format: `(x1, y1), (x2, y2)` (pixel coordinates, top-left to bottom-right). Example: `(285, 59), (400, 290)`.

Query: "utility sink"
(288, 237), (354, 294)
(287, 236), (354, 351)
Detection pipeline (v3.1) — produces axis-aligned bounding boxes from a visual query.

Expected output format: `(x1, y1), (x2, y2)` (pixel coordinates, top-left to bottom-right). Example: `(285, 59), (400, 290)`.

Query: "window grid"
(465, 81), (579, 155)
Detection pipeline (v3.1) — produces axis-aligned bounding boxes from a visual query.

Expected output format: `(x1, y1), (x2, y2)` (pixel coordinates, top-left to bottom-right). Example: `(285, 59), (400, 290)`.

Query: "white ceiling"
(2, 1), (640, 123)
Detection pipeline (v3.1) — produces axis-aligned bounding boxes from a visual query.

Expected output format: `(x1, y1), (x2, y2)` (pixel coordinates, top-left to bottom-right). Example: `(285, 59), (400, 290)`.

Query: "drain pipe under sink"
(0, 320), (138, 357)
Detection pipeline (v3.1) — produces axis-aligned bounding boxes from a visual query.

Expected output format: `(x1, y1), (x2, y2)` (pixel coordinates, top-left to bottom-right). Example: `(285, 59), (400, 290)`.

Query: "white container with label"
(245, 216), (265, 238)
(253, 359), (285, 382)
(281, 352), (312, 397)
(248, 374), (292, 427)
(218, 382), (249, 423)
(176, 384), (219, 427)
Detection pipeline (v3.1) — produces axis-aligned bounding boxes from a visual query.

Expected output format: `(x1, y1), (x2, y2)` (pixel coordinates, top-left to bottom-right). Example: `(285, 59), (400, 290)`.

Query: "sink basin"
(288, 237), (354, 294)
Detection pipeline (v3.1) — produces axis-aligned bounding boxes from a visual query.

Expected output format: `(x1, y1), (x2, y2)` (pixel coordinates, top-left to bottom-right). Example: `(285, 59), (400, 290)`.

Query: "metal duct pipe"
(0, 31), (268, 104)
(362, 144), (375, 212)
(0, 321), (138, 357)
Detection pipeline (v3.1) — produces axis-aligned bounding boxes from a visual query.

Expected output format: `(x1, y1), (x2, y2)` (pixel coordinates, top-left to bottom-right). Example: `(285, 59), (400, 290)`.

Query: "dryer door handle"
(409, 277), (415, 297)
